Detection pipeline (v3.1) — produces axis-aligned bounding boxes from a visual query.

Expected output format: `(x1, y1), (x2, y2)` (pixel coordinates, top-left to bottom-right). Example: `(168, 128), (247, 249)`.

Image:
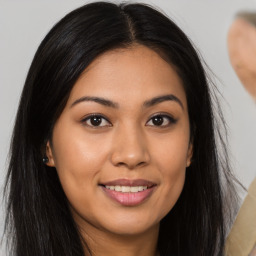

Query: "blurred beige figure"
(226, 12), (256, 256)
(228, 12), (256, 100)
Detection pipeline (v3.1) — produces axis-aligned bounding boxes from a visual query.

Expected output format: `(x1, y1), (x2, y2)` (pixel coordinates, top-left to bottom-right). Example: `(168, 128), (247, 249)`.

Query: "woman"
(4, 2), (238, 256)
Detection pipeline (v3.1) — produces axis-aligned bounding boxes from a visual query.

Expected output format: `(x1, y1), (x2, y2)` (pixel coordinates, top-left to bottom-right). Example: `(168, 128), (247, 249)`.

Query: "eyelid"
(80, 113), (112, 127)
(146, 113), (177, 127)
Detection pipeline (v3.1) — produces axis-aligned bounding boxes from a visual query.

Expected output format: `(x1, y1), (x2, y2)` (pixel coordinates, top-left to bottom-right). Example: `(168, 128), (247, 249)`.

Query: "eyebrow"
(70, 96), (119, 108)
(143, 94), (184, 110)
(70, 94), (184, 110)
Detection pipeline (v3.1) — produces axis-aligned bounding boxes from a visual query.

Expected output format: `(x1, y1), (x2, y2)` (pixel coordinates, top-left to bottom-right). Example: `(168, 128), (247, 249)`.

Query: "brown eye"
(152, 116), (164, 126)
(146, 114), (177, 127)
(82, 115), (111, 127)
(90, 116), (103, 126)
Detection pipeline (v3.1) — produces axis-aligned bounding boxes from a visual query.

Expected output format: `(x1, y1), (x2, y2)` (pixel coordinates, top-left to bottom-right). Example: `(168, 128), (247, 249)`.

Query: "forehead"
(66, 45), (187, 109)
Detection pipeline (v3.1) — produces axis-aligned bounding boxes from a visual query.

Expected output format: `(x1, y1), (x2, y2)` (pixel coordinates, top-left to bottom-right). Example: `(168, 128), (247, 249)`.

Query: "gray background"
(1, 0), (256, 255)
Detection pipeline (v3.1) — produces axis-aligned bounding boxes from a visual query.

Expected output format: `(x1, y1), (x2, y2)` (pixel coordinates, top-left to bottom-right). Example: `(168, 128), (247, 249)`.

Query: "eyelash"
(146, 114), (177, 127)
(81, 113), (177, 128)
(81, 114), (112, 128)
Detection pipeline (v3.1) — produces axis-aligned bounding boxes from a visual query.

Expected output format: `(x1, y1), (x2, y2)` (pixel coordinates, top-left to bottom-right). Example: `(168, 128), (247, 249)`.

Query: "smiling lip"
(102, 179), (155, 187)
(100, 179), (156, 206)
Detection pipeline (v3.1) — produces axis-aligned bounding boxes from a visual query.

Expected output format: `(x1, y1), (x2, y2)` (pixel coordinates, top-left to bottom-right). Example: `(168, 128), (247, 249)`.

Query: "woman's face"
(46, 45), (192, 237)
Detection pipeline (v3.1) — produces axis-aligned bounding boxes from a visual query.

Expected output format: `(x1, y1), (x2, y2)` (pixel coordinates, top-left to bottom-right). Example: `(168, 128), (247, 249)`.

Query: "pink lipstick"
(100, 179), (156, 206)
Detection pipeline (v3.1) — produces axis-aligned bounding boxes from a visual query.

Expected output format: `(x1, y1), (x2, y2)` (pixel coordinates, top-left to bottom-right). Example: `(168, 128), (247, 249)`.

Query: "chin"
(99, 211), (161, 236)
(106, 222), (158, 237)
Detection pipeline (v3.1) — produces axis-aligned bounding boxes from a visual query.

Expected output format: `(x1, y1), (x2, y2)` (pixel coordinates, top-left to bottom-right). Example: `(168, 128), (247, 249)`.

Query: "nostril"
(110, 143), (150, 169)
(115, 160), (147, 169)
(137, 161), (147, 167)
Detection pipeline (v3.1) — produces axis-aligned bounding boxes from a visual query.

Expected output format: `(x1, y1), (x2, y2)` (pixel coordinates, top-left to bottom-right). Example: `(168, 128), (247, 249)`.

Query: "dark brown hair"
(5, 2), (238, 255)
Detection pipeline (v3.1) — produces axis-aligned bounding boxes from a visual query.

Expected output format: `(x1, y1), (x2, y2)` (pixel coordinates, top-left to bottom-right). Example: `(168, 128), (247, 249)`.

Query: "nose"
(110, 125), (150, 170)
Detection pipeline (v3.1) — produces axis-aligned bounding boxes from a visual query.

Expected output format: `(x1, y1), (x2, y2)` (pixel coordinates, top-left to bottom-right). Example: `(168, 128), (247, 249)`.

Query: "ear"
(186, 142), (193, 167)
(45, 141), (56, 167)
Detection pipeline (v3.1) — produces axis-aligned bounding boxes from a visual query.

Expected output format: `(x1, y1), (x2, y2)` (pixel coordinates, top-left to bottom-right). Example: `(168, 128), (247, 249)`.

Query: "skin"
(46, 45), (192, 256)
(228, 18), (256, 100)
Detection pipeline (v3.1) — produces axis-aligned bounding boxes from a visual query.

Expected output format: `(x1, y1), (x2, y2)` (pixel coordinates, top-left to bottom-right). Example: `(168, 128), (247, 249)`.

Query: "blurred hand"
(228, 17), (256, 100)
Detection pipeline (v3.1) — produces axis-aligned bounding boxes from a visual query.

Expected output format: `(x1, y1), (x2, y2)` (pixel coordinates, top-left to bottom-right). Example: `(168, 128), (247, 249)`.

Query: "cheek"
(152, 127), (190, 173)
(52, 123), (110, 174)
(150, 131), (189, 216)
(156, 164), (186, 221)
(51, 126), (110, 202)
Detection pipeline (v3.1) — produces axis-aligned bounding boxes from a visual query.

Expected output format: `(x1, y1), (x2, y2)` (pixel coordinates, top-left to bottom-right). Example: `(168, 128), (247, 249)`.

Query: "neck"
(79, 223), (160, 256)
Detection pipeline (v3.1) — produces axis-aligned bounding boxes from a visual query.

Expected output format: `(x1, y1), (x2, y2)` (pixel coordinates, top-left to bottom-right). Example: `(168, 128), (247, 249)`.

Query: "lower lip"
(101, 186), (155, 206)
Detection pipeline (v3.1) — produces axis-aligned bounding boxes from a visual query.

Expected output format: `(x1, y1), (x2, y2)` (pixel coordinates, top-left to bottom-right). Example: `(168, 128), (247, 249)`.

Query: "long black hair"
(4, 2), (238, 255)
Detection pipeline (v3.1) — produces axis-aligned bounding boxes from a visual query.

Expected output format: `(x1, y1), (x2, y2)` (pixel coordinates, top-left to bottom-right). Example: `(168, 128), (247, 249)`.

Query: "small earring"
(42, 156), (49, 164)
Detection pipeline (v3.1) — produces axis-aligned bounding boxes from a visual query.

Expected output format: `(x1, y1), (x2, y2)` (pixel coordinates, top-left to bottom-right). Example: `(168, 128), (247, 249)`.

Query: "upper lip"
(100, 179), (156, 187)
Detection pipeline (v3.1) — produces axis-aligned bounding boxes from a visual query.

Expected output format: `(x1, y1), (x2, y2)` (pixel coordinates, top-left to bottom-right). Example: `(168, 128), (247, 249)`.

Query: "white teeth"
(131, 186), (139, 192)
(121, 186), (130, 193)
(115, 185), (121, 192)
(105, 185), (148, 193)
